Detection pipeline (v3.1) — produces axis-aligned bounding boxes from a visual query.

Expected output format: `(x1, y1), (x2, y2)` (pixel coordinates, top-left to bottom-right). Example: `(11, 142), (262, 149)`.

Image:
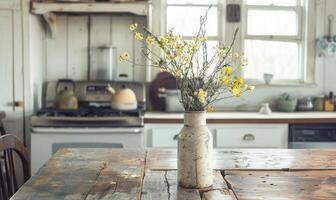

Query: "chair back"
(0, 112), (6, 136)
(0, 134), (30, 200)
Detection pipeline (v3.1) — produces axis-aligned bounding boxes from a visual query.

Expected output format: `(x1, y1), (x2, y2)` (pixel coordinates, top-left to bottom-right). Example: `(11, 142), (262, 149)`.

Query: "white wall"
(323, 0), (336, 93)
(30, 15), (45, 111)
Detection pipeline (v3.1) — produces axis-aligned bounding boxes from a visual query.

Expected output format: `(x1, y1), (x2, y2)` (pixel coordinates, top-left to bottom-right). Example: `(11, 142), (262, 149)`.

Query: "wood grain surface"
(10, 148), (336, 200)
(225, 170), (336, 200)
(144, 117), (336, 124)
(146, 148), (336, 170)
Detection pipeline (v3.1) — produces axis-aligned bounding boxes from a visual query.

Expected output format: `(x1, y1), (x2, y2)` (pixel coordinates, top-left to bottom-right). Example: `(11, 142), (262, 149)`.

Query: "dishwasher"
(289, 124), (336, 149)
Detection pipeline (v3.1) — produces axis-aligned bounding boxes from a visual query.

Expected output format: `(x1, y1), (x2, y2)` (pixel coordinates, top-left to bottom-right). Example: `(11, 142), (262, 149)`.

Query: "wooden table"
(12, 148), (336, 200)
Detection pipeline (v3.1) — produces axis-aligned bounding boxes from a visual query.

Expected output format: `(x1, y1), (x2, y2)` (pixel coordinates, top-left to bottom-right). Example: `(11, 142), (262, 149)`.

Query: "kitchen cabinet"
(146, 123), (288, 148)
(146, 124), (183, 148)
(213, 124), (288, 148)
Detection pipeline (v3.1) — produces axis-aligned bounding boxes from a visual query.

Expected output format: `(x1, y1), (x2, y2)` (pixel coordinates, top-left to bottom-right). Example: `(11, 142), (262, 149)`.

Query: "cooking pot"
(158, 88), (184, 112)
(55, 79), (78, 110)
(106, 83), (138, 110)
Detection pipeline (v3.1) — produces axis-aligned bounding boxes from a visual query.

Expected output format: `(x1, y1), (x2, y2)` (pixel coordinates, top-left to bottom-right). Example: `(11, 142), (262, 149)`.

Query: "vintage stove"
(30, 81), (146, 174)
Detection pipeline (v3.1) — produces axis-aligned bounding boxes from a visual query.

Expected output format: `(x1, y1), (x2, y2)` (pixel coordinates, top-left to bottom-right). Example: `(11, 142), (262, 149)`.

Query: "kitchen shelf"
(31, 1), (150, 15)
(31, 1), (151, 38)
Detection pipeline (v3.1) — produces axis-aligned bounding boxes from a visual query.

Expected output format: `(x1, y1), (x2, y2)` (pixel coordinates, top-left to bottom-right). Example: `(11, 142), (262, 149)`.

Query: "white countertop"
(144, 111), (336, 120)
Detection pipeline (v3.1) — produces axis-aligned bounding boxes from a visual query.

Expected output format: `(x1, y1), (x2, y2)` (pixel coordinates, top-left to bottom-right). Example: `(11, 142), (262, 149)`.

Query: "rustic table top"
(12, 148), (336, 200)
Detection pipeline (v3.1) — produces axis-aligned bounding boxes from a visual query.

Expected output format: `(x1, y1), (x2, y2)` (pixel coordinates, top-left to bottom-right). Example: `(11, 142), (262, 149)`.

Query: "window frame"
(157, 0), (316, 86)
(164, 0), (224, 44)
(241, 0), (316, 85)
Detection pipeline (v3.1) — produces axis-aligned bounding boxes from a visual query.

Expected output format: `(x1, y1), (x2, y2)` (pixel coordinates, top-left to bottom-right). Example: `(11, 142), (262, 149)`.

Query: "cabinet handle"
(173, 134), (179, 141)
(243, 133), (255, 141)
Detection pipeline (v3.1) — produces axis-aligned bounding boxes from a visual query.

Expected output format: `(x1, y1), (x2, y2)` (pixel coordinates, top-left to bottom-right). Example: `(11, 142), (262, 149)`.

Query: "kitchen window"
(162, 0), (315, 85)
(243, 0), (313, 84)
(165, 0), (223, 49)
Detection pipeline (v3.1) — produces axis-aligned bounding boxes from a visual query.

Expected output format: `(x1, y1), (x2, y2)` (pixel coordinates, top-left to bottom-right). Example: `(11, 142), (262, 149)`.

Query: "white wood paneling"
(0, 0), (24, 141)
(45, 15), (147, 82)
(324, 0), (336, 92)
(46, 15), (68, 81)
(46, 15), (89, 81)
(0, 10), (14, 113)
(90, 15), (113, 80)
(133, 16), (147, 82)
(67, 16), (88, 80)
(111, 15), (134, 81)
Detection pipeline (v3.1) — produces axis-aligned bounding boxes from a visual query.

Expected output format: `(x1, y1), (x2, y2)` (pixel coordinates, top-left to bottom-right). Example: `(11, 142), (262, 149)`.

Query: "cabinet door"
(215, 124), (288, 148)
(0, 1), (25, 141)
(147, 124), (183, 147)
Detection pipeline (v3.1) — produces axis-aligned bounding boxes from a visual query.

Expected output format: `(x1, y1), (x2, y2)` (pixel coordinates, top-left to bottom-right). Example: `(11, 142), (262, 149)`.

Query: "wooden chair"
(0, 134), (30, 200)
(0, 112), (6, 136)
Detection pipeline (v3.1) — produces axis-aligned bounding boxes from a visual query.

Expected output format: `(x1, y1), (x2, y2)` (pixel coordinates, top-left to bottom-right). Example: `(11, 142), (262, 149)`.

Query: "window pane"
(244, 40), (300, 80)
(190, 40), (219, 75)
(167, 0), (217, 5)
(167, 6), (218, 36)
(246, 0), (296, 6)
(247, 10), (297, 35)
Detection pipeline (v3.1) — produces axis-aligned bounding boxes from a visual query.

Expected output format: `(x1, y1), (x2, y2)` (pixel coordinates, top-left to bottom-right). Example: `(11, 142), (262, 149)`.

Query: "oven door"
(289, 124), (336, 149)
(31, 127), (144, 174)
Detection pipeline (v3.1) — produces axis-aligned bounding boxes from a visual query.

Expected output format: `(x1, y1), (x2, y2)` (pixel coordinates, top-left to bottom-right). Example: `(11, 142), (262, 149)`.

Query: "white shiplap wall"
(44, 14), (146, 82)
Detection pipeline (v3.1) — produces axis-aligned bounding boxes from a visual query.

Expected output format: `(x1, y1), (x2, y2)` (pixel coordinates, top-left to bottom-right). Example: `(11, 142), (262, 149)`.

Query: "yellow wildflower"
(134, 32), (144, 41)
(196, 89), (207, 104)
(234, 77), (244, 87)
(199, 36), (208, 41)
(175, 69), (182, 78)
(146, 36), (154, 44)
(231, 87), (241, 97)
(246, 85), (255, 92)
(223, 66), (232, 76)
(159, 37), (168, 45)
(222, 76), (230, 85)
(119, 52), (129, 61)
(129, 23), (138, 31)
(207, 106), (215, 112)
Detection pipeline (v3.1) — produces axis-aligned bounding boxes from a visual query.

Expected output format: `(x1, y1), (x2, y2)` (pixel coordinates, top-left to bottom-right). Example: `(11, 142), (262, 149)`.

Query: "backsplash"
(43, 14), (147, 82)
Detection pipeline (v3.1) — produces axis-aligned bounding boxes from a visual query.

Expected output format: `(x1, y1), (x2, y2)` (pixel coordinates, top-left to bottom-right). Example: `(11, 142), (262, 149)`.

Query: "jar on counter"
(313, 95), (325, 111)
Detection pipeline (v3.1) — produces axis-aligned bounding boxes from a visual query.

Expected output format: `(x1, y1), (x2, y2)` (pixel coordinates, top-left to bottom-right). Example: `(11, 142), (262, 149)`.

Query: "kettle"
(106, 83), (138, 110)
(55, 79), (78, 110)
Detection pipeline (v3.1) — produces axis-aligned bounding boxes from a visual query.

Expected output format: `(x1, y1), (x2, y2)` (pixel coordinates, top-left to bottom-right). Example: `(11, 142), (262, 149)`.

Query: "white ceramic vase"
(177, 111), (213, 188)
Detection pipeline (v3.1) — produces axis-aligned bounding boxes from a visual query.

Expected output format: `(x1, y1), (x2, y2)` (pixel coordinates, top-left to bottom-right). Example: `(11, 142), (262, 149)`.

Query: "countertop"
(144, 111), (336, 124)
(13, 148), (336, 199)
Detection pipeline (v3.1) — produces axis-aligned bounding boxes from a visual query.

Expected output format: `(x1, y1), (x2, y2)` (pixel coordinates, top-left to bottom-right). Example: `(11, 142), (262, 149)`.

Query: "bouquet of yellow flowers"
(120, 11), (254, 112)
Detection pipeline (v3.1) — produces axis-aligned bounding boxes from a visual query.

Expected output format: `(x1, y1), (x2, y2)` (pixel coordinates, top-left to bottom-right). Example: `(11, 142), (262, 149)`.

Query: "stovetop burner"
(36, 107), (142, 118)
(32, 106), (144, 128)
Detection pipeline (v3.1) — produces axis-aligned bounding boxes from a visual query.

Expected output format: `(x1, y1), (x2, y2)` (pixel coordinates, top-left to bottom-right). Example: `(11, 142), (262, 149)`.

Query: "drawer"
(150, 127), (181, 147)
(215, 124), (288, 148)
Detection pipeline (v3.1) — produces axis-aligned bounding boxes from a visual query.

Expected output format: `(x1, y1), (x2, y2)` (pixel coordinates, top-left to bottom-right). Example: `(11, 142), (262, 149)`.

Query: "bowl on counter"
(276, 93), (297, 112)
(263, 73), (274, 85)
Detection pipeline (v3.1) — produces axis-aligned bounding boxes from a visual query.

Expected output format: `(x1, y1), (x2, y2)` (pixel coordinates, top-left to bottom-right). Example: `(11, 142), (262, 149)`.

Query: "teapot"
(106, 84), (138, 110)
(55, 80), (78, 110)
